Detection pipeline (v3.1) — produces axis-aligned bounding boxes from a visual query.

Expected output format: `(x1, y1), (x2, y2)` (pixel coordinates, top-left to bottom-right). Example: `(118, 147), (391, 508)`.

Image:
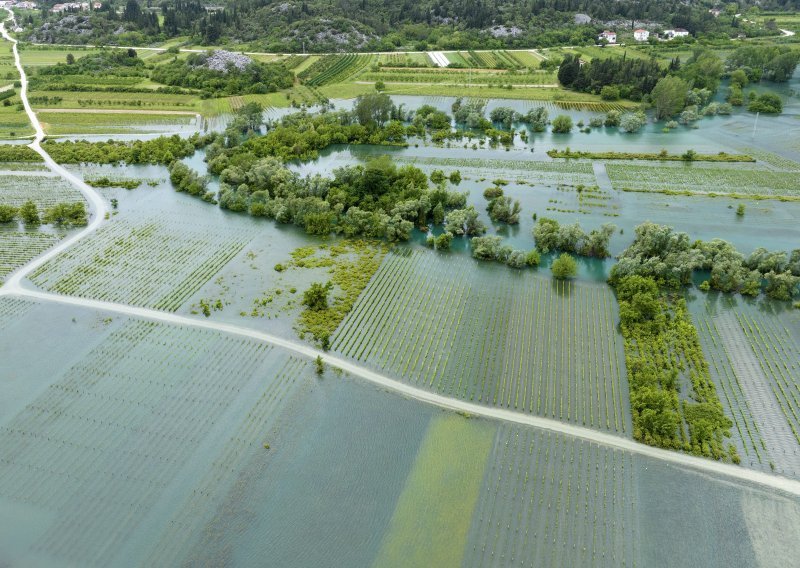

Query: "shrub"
(551, 253), (577, 279)
(551, 115), (573, 133)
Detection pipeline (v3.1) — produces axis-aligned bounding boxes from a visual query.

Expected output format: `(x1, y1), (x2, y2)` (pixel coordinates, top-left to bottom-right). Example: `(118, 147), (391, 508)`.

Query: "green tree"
(302, 282), (332, 311)
(0, 204), (17, 223)
(551, 115), (573, 133)
(353, 93), (395, 128)
(19, 200), (39, 226)
(551, 253), (577, 279)
(650, 76), (689, 120)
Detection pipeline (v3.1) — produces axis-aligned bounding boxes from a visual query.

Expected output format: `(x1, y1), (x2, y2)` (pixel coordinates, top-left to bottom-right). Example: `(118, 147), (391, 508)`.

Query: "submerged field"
(333, 249), (630, 433)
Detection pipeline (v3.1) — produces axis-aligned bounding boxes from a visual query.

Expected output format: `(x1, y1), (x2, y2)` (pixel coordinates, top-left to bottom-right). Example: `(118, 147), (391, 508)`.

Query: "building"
(634, 29), (649, 41)
(598, 30), (617, 44)
(663, 28), (690, 40)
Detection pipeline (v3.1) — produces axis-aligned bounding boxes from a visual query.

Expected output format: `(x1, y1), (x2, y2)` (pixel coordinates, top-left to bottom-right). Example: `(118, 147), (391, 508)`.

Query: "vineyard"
(298, 54), (375, 86)
(144, 355), (311, 565)
(39, 111), (196, 136)
(708, 308), (800, 476)
(465, 425), (638, 567)
(30, 217), (255, 311)
(332, 250), (630, 433)
(360, 68), (558, 86)
(0, 319), (287, 566)
(0, 296), (35, 330)
(0, 174), (85, 208)
(0, 231), (58, 283)
(607, 164), (800, 197)
(392, 156), (596, 186)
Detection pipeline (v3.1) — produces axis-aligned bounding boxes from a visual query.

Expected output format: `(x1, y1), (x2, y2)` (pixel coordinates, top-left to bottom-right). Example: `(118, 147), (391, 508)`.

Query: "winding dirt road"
(3, 8), (800, 498)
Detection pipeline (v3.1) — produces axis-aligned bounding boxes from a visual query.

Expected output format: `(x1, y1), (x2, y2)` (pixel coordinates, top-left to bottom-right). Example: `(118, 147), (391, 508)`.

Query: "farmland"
(607, 163), (800, 197)
(465, 425), (637, 567)
(0, 231), (58, 283)
(695, 301), (800, 478)
(333, 249), (630, 434)
(0, 173), (84, 208)
(29, 217), (255, 311)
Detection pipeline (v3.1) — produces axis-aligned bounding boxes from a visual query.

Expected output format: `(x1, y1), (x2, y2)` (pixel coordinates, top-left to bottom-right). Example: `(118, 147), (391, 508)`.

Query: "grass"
(19, 45), (160, 67)
(374, 414), (494, 567)
(27, 89), (201, 112)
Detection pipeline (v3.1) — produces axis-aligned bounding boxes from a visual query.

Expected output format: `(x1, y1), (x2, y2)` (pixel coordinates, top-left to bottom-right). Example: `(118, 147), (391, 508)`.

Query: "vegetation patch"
(278, 241), (388, 346)
(548, 148), (755, 163)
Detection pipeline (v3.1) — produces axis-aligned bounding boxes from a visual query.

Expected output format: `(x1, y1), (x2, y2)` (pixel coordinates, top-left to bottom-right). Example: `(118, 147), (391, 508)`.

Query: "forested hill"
(22, 0), (800, 50)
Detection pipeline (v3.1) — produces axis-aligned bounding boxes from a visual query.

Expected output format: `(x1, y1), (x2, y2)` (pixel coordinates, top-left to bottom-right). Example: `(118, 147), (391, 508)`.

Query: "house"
(634, 29), (649, 41)
(598, 30), (617, 44)
(663, 28), (690, 40)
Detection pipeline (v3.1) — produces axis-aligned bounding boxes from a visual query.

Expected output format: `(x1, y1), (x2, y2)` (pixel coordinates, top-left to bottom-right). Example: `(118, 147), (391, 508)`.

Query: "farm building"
(634, 29), (649, 41)
(598, 30), (617, 43)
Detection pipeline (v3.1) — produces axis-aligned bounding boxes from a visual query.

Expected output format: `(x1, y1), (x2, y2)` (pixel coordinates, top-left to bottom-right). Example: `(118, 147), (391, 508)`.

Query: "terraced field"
(333, 249), (630, 433)
(29, 217), (255, 311)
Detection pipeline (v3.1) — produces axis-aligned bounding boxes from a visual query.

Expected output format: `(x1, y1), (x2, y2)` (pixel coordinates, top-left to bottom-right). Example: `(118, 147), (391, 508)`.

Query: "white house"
(634, 29), (649, 41)
(598, 30), (617, 43)
(663, 28), (690, 40)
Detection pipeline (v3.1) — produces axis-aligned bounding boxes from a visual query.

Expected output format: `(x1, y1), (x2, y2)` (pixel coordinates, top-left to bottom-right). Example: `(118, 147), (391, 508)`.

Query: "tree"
(730, 69), (748, 88)
(551, 115), (573, 133)
(600, 85), (620, 101)
(522, 106), (548, 132)
(748, 92), (782, 114)
(19, 200), (39, 226)
(374, 80), (386, 92)
(650, 76), (689, 120)
(736, 204), (745, 217)
(42, 203), (87, 227)
(353, 93), (395, 128)
(0, 204), (17, 223)
(66, 53), (75, 65)
(526, 249), (541, 267)
(619, 112), (647, 133)
(471, 235), (503, 260)
(551, 253), (577, 279)
(302, 282), (332, 311)
(315, 355), (324, 375)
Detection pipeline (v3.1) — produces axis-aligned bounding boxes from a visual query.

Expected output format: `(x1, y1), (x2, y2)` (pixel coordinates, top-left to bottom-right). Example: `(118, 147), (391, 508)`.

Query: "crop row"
(29, 217), (254, 311)
(393, 156), (595, 185)
(0, 319), (276, 565)
(606, 164), (800, 196)
(0, 296), (35, 329)
(0, 231), (58, 282)
(144, 355), (310, 565)
(0, 174), (84, 208)
(299, 53), (374, 86)
(696, 315), (768, 466)
(465, 426), (637, 567)
(333, 250), (629, 433)
(361, 69), (557, 85)
(735, 312), (800, 446)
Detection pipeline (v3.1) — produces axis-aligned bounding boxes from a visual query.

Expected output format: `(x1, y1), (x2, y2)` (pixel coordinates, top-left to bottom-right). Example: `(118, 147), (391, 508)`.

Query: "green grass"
(374, 414), (494, 567)
(27, 89), (201, 112)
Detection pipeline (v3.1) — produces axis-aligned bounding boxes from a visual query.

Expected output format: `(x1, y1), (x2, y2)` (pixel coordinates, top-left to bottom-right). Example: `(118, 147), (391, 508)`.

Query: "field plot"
(0, 232), (58, 283)
(465, 425), (637, 567)
(0, 296), (35, 330)
(298, 53), (375, 86)
(142, 355), (312, 565)
(607, 163), (800, 197)
(696, 315), (772, 471)
(393, 156), (596, 186)
(38, 111), (197, 136)
(0, 174), (84, 209)
(333, 249), (630, 433)
(29, 216), (255, 311)
(360, 68), (558, 86)
(713, 308), (800, 476)
(0, 318), (288, 566)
